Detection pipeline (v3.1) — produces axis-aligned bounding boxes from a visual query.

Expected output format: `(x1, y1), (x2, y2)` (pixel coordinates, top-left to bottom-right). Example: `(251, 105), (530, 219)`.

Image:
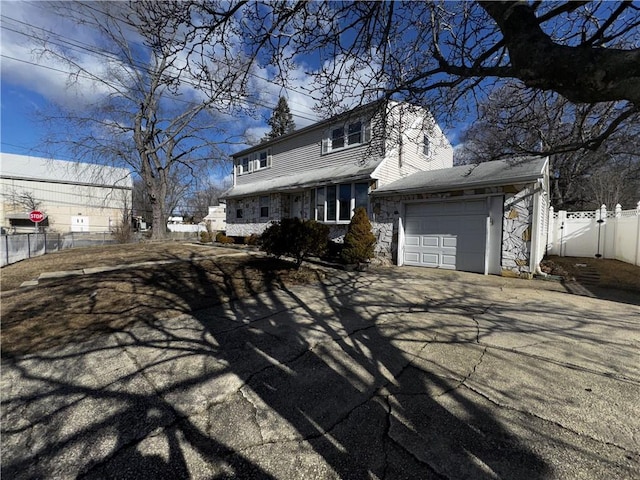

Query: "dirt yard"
(1, 242), (324, 357)
(542, 255), (640, 291)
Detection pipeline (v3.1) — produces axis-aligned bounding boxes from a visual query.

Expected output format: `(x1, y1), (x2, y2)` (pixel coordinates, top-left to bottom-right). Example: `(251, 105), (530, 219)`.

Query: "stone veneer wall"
(225, 194), (285, 237)
(372, 184), (538, 276)
(501, 186), (535, 277)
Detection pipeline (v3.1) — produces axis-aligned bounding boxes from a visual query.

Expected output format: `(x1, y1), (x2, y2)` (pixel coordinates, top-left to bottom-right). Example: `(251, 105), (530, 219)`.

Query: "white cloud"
(1, 2), (119, 107)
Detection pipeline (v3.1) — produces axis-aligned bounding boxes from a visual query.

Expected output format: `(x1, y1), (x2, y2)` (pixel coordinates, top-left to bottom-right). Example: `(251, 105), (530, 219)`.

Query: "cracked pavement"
(2, 266), (639, 479)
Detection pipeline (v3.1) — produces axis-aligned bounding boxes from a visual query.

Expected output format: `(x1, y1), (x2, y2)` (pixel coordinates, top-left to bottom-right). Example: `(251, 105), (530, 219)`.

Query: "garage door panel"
(404, 201), (487, 273)
(405, 252), (420, 263)
(442, 237), (457, 248)
(441, 255), (457, 268)
(422, 236), (439, 247)
(405, 236), (420, 247)
(421, 253), (439, 266)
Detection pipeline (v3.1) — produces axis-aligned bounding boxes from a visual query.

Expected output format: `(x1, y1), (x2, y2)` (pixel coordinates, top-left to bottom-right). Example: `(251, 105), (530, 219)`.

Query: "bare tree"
(36, 1), (248, 239)
(456, 83), (640, 209)
(186, 181), (226, 222)
(175, 1), (639, 151)
(4, 189), (42, 212)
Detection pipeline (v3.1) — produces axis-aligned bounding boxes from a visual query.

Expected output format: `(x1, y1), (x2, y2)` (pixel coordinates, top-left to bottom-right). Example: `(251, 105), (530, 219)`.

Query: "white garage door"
(404, 200), (488, 273)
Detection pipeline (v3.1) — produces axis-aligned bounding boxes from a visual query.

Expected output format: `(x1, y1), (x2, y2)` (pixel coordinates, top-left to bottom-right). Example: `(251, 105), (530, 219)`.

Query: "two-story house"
(221, 100), (453, 239)
(222, 100), (549, 278)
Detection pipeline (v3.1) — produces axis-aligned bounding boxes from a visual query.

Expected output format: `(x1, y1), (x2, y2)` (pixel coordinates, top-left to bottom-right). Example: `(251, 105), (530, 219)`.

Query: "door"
(403, 200), (488, 273)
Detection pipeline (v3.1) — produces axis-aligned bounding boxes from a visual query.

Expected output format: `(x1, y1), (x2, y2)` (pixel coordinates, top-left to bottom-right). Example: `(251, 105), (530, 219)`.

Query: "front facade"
(222, 101), (453, 240)
(0, 153), (133, 233)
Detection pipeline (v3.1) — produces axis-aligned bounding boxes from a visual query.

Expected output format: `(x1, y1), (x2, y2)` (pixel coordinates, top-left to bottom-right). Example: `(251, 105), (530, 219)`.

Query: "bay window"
(314, 182), (370, 222)
(326, 186), (337, 221)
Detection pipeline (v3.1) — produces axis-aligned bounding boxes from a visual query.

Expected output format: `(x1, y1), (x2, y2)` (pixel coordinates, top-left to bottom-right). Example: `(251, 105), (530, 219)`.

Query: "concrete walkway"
(2, 266), (639, 479)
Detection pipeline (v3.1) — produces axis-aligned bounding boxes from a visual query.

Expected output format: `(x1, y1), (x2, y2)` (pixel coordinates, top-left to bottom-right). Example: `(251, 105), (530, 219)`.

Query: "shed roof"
(221, 159), (383, 199)
(373, 157), (548, 196)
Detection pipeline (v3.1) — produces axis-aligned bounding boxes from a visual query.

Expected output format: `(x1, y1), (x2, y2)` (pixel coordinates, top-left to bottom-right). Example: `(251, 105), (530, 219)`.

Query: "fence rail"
(547, 203), (640, 266)
(1, 232), (118, 267)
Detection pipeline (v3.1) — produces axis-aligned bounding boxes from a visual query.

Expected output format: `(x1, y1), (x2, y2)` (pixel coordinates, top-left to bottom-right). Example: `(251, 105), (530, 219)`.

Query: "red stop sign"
(29, 211), (45, 223)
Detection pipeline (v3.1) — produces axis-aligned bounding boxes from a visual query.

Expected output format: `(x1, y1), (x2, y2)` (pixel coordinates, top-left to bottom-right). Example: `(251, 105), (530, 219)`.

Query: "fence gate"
(547, 203), (640, 266)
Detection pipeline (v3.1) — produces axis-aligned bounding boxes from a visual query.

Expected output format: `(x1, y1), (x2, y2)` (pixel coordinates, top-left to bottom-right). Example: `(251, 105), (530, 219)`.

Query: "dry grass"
(1, 242), (324, 357)
(1, 241), (241, 291)
(543, 255), (640, 292)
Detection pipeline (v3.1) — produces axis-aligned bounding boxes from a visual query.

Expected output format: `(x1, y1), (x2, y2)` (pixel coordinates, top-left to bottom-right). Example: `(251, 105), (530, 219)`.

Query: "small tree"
(342, 207), (376, 264)
(260, 218), (329, 268)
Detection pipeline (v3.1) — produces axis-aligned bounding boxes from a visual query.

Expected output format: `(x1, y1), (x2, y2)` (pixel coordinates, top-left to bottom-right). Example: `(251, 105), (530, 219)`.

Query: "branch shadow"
(2, 255), (637, 478)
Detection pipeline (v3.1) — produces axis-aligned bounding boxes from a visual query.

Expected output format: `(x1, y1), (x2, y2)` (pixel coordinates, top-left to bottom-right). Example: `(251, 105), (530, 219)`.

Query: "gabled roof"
(221, 158), (383, 199)
(372, 157), (548, 196)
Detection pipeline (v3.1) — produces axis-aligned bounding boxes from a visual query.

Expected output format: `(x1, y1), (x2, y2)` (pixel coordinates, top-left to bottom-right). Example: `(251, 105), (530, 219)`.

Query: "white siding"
(235, 112), (383, 188)
(372, 106), (453, 187)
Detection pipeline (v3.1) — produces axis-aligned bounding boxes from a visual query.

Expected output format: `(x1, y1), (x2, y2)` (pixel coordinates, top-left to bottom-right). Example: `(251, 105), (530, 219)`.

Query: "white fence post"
(548, 202), (639, 266)
(558, 210), (567, 256)
(596, 204), (606, 259)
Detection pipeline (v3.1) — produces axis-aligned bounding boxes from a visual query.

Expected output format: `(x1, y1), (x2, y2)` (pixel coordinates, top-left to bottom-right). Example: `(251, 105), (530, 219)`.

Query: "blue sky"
(0, 1), (463, 173)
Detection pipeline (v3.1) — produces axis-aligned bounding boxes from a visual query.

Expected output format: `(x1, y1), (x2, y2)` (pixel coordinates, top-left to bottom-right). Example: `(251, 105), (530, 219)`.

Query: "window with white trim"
(236, 148), (272, 175)
(258, 150), (269, 169)
(238, 156), (251, 175)
(322, 120), (371, 154)
(313, 182), (370, 222)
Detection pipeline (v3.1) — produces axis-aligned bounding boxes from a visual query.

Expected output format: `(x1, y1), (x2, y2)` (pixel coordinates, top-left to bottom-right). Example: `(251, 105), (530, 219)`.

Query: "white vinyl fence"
(547, 202), (640, 266)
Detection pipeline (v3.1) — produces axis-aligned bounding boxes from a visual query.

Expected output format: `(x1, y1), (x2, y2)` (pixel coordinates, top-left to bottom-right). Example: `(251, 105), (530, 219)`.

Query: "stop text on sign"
(29, 211), (45, 223)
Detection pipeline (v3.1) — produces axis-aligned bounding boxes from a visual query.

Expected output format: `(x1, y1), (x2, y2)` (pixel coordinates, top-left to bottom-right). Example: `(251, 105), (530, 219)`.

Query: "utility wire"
(1, 13), (322, 123)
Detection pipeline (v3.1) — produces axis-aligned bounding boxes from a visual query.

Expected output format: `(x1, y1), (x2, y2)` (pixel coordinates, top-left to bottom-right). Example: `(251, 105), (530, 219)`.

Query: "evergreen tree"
(264, 96), (295, 141)
(342, 207), (376, 264)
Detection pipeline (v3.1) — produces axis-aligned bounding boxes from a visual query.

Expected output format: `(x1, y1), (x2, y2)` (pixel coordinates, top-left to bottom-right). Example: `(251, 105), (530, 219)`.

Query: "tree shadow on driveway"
(2, 257), (638, 478)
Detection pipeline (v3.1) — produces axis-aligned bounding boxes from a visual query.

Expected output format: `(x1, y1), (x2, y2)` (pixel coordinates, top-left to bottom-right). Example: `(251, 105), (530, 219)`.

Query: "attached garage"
(402, 197), (503, 274)
(372, 158), (550, 277)
(405, 200), (487, 272)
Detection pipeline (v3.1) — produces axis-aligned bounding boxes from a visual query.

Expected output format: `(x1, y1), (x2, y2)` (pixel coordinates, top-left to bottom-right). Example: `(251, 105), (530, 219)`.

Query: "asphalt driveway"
(2, 266), (639, 479)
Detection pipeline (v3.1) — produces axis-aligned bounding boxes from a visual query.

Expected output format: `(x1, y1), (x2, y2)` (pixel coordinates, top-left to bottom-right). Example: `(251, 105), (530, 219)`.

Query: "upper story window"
(423, 135), (430, 156)
(331, 127), (345, 149)
(236, 148), (272, 176)
(322, 120), (371, 154)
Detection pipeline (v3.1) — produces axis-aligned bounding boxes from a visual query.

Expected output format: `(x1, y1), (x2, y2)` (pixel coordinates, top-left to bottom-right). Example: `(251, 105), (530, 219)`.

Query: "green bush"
(260, 218), (329, 268)
(200, 231), (212, 243)
(216, 232), (234, 244)
(341, 207), (376, 264)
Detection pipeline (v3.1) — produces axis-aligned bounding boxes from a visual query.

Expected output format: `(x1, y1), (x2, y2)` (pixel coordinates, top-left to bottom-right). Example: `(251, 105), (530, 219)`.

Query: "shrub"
(341, 207), (376, 264)
(216, 232), (234, 244)
(200, 231), (212, 243)
(112, 219), (134, 244)
(260, 218), (329, 268)
(245, 233), (260, 245)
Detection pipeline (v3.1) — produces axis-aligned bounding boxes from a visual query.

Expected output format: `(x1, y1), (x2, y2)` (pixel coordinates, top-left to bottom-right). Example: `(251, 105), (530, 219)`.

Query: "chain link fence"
(1, 232), (120, 267)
